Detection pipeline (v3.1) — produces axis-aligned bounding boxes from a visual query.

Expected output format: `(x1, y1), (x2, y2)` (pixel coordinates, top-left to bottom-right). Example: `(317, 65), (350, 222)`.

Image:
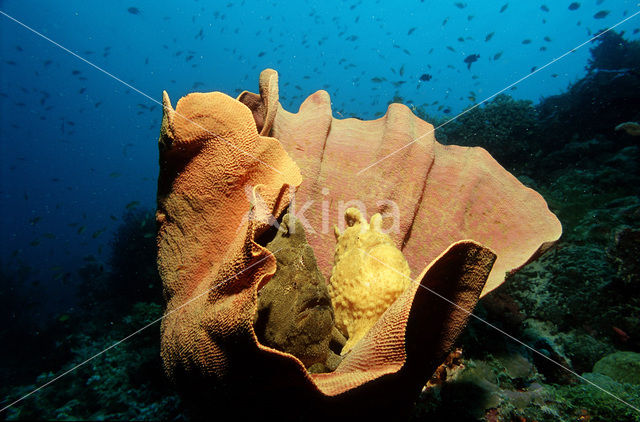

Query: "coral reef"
(435, 94), (540, 172)
(151, 68), (566, 420)
(328, 207), (411, 354)
(587, 30), (640, 73)
(548, 372), (640, 421)
(610, 227), (640, 290)
(12, 29), (640, 418)
(3, 302), (182, 420)
(437, 31), (640, 181)
(537, 31), (640, 152)
(80, 208), (162, 314)
(413, 348), (640, 421)
(0, 263), (73, 392)
(592, 351), (640, 385)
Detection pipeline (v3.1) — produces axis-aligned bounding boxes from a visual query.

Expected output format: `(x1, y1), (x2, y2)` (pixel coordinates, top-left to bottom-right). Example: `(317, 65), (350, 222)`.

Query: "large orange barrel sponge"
(157, 69), (562, 419)
(240, 69), (562, 297)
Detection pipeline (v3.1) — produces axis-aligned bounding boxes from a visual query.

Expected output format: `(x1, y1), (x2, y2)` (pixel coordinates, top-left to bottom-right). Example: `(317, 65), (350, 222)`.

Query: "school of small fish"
(0, 0), (635, 287)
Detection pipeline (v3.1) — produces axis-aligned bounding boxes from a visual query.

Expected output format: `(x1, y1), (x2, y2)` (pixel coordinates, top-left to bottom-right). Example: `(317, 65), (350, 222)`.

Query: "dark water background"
(1, 0), (639, 420)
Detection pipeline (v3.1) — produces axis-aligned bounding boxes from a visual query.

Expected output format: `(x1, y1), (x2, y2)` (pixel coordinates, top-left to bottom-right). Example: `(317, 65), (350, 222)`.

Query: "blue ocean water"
(1, 0), (639, 420)
(0, 0), (638, 310)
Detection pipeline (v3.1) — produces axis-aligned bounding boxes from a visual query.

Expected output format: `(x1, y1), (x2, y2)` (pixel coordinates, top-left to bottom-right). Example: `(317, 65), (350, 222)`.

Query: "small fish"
(499, 3), (508, 13)
(446, 46), (456, 52)
(522, 39), (532, 44)
(407, 27), (416, 35)
(568, 2), (580, 11)
(144, 232), (155, 239)
(612, 326), (629, 342)
(77, 225), (86, 234)
(485, 32), (495, 42)
(463, 54), (480, 70)
(544, 36), (552, 42)
(454, 2), (466, 9)
(493, 51), (503, 60)
(593, 10), (609, 19)
(58, 314), (71, 323)
(541, 5), (549, 12)
(126, 200), (140, 209)
(127, 7), (141, 15)
(419, 73), (432, 82)
(92, 229), (105, 239)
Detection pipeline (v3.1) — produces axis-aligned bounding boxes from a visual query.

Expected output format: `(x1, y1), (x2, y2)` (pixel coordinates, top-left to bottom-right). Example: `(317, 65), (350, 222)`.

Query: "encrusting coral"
(329, 207), (411, 354)
(156, 69), (561, 419)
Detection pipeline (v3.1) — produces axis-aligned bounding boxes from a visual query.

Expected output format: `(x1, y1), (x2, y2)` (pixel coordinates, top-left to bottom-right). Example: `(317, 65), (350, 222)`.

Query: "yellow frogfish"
(328, 207), (411, 354)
